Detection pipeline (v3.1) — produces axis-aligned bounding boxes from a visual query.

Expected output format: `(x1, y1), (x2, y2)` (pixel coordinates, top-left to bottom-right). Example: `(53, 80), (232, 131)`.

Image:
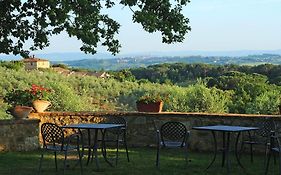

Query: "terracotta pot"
(10, 106), (34, 119)
(136, 101), (163, 112)
(32, 100), (51, 112)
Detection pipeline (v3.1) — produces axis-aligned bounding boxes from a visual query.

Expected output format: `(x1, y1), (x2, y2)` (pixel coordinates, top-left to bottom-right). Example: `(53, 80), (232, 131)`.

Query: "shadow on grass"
(0, 148), (279, 175)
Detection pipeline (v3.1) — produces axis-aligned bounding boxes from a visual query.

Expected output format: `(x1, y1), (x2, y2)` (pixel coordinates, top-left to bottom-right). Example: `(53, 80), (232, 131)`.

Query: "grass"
(0, 147), (279, 175)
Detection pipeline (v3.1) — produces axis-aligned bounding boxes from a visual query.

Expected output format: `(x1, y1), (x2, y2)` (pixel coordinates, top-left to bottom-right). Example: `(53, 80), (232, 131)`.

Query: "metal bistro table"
(62, 123), (124, 169)
(192, 125), (259, 174)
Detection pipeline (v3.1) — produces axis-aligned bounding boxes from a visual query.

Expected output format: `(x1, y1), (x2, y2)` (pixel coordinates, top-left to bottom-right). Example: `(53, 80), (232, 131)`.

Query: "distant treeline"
(128, 63), (281, 86)
(59, 54), (281, 71)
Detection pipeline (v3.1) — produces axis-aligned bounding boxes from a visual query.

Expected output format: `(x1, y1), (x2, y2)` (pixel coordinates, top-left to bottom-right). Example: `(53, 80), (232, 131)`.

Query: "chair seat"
(243, 140), (266, 145)
(161, 141), (185, 148)
(45, 144), (78, 151)
(271, 147), (281, 153)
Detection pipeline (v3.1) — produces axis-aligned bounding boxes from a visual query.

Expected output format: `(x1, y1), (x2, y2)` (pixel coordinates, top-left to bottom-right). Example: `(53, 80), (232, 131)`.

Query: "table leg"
(222, 132), (226, 167)
(101, 129), (114, 167)
(206, 131), (217, 170)
(226, 132), (231, 174)
(235, 132), (245, 169)
(92, 129), (100, 169)
(86, 128), (91, 165)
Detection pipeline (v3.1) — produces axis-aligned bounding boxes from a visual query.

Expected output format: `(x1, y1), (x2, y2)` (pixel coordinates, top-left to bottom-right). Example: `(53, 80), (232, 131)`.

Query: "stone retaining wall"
(2, 112), (281, 152)
(0, 119), (39, 151)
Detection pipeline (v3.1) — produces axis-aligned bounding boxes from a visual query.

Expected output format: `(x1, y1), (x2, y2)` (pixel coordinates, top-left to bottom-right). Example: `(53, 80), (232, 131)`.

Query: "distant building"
(52, 67), (73, 76)
(87, 72), (111, 78)
(22, 56), (50, 70)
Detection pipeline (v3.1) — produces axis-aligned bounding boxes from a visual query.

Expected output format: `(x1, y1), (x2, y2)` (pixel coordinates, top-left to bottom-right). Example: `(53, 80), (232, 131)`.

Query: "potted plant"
(29, 84), (52, 112)
(136, 93), (166, 112)
(4, 84), (52, 118)
(4, 89), (34, 119)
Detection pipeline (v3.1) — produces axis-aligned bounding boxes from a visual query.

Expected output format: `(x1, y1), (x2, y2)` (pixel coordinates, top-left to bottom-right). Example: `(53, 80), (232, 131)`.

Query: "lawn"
(0, 148), (279, 175)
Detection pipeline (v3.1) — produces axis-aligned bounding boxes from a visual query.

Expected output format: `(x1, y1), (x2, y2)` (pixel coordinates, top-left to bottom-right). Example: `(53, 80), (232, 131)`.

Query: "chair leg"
(115, 134), (120, 166)
(123, 132), (130, 162)
(279, 151), (281, 175)
(184, 144), (188, 165)
(77, 145), (83, 175)
(156, 144), (160, 167)
(264, 143), (270, 168)
(54, 151), (58, 171)
(38, 152), (44, 175)
(265, 151), (271, 175)
(250, 144), (254, 163)
(63, 150), (69, 175)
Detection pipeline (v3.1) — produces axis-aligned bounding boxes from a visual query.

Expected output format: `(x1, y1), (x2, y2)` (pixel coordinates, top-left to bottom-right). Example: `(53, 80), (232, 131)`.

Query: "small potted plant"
(30, 84), (52, 112)
(136, 93), (166, 112)
(4, 84), (52, 118)
(4, 89), (34, 119)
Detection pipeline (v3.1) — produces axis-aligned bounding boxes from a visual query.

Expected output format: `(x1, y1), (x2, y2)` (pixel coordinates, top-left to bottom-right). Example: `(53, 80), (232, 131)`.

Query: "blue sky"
(35, 0), (281, 55)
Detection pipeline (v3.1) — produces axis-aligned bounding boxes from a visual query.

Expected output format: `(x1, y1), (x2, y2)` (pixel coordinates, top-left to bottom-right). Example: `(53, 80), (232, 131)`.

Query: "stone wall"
(29, 112), (281, 152)
(0, 119), (40, 151)
(1, 112), (280, 152)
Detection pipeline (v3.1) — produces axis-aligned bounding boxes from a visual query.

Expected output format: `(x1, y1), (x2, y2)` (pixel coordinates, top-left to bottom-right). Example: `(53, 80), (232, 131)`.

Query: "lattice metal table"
(62, 123), (124, 169)
(193, 125), (259, 174)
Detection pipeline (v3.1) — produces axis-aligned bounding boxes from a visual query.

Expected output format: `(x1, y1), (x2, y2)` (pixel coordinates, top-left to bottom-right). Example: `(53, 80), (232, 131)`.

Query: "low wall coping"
(32, 111), (281, 119)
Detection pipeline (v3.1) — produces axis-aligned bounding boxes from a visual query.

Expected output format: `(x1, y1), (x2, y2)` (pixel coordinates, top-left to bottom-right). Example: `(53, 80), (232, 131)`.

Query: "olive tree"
(0, 0), (191, 57)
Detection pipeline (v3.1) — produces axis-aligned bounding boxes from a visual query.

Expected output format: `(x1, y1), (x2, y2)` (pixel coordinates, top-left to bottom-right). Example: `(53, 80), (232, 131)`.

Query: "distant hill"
(58, 54), (281, 71)
(1, 49), (281, 61)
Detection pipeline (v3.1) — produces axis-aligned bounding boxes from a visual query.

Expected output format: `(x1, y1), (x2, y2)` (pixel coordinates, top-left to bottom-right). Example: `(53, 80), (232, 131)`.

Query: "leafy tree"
(52, 63), (69, 69)
(0, 0), (191, 57)
(0, 61), (24, 70)
(113, 69), (136, 82)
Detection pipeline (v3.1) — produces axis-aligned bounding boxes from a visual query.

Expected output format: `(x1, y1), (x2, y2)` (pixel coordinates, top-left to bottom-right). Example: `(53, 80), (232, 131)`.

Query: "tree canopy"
(0, 0), (191, 57)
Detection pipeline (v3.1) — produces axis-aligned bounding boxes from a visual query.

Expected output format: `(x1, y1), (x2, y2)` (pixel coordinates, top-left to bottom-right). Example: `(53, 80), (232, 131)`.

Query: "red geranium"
(29, 84), (52, 101)
(4, 84), (52, 106)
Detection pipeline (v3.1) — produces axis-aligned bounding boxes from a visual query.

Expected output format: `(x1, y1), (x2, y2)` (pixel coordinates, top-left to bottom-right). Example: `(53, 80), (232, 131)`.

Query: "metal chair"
(265, 130), (281, 175)
(155, 121), (190, 167)
(38, 123), (83, 175)
(94, 116), (130, 165)
(240, 118), (275, 162)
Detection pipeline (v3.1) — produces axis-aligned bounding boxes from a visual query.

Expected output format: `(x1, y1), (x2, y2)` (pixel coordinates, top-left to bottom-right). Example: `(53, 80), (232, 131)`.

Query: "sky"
(33, 0), (281, 55)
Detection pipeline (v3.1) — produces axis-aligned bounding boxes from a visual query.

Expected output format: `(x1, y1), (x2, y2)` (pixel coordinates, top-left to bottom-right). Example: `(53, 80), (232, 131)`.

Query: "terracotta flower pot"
(136, 101), (163, 112)
(10, 106), (34, 119)
(32, 100), (51, 112)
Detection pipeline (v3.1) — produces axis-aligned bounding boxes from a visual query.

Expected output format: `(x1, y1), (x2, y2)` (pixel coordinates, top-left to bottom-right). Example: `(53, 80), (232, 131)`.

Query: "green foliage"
(136, 93), (168, 104)
(245, 89), (281, 114)
(0, 61), (24, 71)
(184, 82), (231, 113)
(112, 69), (136, 82)
(52, 64), (69, 69)
(208, 71), (281, 114)
(4, 89), (33, 107)
(4, 84), (52, 107)
(0, 1), (190, 56)
(1, 62), (281, 119)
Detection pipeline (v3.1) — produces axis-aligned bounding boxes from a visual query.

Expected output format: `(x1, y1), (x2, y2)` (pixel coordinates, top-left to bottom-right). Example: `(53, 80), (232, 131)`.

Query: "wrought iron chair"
(265, 130), (281, 175)
(155, 121), (190, 167)
(94, 116), (130, 165)
(240, 118), (275, 162)
(38, 123), (83, 175)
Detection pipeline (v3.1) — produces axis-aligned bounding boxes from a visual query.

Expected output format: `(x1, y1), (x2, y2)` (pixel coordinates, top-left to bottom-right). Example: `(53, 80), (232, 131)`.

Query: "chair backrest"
(95, 116), (126, 125)
(160, 121), (187, 146)
(255, 118), (275, 138)
(41, 123), (64, 148)
(95, 116), (127, 134)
